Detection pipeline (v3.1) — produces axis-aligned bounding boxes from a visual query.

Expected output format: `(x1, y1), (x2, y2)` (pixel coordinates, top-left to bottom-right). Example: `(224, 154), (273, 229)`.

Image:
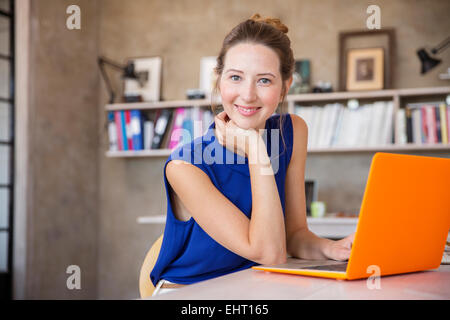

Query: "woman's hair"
(211, 13), (295, 157)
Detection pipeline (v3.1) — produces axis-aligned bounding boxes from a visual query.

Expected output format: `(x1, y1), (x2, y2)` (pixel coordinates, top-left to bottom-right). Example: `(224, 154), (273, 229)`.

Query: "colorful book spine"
(435, 106), (442, 143)
(168, 108), (186, 150)
(130, 110), (143, 150)
(439, 104), (448, 144)
(107, 112), (118, 151)
(114, 111), (123, 150)
(120, 110), (128, 150)
(125, 110), (134, 150)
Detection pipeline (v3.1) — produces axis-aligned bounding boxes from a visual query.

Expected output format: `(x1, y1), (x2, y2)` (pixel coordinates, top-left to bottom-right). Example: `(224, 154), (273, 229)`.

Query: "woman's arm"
(285, 114), (353, 261)
(165, 117), (286, 265)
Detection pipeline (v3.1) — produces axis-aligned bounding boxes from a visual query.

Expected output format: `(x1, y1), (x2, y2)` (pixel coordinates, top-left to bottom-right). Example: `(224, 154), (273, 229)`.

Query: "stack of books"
(395, 102), (449, 145)
(107, 107), (214, 152)
(294, 101), (394, 149)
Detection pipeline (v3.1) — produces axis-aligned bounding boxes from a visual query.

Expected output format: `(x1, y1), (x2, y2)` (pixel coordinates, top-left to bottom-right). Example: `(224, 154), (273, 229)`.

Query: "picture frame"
(346, 47), (384, 91)
(123, 56), (162, 102)
(338, 29), (395, 91)
(288, 59), (311, 94)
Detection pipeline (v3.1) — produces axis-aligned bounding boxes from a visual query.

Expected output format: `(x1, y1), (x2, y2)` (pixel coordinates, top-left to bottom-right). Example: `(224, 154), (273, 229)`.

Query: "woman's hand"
(322, 233), (355, 261)
(214, 111), (259, 158)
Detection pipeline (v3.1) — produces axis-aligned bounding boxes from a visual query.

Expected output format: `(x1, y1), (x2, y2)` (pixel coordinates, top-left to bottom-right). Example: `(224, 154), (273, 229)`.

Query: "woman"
(150, 13), (354, 296)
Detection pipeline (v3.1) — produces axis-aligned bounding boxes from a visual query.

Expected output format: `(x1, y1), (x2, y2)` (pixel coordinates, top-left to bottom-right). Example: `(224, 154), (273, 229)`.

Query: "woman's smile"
(234, 104), (262, 116)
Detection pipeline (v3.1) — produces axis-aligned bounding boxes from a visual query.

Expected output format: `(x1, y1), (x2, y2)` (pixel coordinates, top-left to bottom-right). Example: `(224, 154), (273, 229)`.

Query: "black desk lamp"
(417, 36), (450, 75)
(98, 56), (149, 103)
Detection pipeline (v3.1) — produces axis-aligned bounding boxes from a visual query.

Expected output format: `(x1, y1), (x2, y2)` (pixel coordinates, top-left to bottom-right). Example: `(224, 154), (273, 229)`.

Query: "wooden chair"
(139, 234), (164, 298)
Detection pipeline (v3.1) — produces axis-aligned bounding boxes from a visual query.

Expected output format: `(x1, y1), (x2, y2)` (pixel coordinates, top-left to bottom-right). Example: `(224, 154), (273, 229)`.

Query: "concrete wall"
(18, 0), (100, 299)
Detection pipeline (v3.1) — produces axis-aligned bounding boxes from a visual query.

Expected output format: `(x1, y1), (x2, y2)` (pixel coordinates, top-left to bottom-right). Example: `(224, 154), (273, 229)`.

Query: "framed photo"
(346, 48), (384, 91)
(124, 56), (162, 102)
(199, 56), (218, 99)
(338, 29), (395, 91)
(288, 59), (311, 94)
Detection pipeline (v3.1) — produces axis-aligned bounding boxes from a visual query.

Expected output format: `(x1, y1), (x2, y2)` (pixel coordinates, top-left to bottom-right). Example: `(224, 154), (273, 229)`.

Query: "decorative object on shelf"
(305, 180), (318, 216)
(186, 88), (206, 100)
(338, 29), (395, 91)
(416, 36), (449, 75)
(289, 59), (311, 94)
(123, 56), (162, 102)
(439, 68), (450, 80)
(199, 56), (218, 100)
(312, 80), (333, 93)
(311, 201), (326, 218)
(346, 47), (384, 91)
(98, 56), (149, 104)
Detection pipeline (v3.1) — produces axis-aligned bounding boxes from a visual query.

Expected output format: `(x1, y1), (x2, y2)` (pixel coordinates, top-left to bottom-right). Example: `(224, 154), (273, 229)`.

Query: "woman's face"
(218, 43), (290, 130)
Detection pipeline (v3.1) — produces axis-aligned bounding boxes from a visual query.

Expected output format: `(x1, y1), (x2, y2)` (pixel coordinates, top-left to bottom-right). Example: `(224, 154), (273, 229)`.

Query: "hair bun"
(249, 13), (289, 34)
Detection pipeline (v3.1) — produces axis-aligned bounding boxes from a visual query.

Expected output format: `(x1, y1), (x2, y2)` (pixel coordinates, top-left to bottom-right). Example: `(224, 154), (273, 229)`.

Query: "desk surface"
(150, 264), (450, 300)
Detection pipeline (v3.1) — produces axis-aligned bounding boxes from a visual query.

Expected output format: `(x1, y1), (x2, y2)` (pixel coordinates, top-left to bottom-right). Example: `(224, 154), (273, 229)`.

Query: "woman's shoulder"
(289, 113), (308, 135)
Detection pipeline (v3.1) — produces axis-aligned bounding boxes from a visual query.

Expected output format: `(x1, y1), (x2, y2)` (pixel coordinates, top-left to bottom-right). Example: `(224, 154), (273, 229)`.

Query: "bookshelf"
(105, 86), (450, 157)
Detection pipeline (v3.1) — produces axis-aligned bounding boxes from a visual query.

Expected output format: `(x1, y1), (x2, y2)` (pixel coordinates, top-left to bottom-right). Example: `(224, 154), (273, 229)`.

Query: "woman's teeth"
(235, 105), (261, 116)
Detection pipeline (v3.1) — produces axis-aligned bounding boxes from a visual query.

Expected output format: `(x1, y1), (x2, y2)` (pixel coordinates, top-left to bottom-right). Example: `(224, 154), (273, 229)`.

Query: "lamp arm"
(431, 36), (450, 55)
(98, 57), (124, 104)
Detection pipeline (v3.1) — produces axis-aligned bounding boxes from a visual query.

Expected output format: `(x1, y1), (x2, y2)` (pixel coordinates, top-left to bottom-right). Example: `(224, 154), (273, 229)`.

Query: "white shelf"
(107, 143), (450, 158)
(287, 86), (450, 103)
(136, 215), (357, 238)
(106, 149), (172, 158)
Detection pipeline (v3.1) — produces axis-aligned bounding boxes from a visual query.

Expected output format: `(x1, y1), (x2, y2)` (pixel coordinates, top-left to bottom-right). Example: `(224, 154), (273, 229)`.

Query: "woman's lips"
(234, 104), (261, 116)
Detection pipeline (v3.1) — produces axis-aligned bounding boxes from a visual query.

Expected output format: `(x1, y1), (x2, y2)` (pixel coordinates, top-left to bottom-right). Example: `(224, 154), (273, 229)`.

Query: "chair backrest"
(139, 234), (164, 298)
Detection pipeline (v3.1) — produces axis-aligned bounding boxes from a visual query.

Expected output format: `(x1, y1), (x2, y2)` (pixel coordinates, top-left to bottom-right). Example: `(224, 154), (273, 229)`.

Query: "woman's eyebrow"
(225, 68), (276, 78)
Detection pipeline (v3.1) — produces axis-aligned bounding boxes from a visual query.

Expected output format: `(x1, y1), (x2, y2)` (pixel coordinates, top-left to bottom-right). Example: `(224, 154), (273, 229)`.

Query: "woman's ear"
(285, 76), (293, 95)
(281, 76), (293, 101)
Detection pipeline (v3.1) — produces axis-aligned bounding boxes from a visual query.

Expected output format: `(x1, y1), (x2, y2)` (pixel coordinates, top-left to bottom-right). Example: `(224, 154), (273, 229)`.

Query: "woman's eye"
(230, 75), (241, 81)
(259, 78), (271, 84)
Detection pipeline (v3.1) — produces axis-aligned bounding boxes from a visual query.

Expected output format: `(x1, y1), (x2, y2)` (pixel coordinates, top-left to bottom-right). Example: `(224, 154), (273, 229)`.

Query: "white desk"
(149, 263), (450, 300)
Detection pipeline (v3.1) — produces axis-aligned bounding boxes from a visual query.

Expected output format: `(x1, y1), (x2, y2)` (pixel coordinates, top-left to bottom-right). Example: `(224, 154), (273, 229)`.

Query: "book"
(202, 109), (214, 134)
(311, 106), (323, 148)
(395, 108), (407, 145)
(152, 109), (172, 149)
(405, 107), (413, 143)
(425, 105), (437, 144)
(130, 110), (143, 150)
(435, 105), (442, 143)
(114, 111), (123, 150)
(447, 105), (450, 143)
(439, 103), (448, 144)
(120, 110), (129, 151)
(181, 108), (194, 145)
(368, 101), (385, 146)
(107, 112), (118, 151)
(143, 120), (154, 149)
(125, 110), (134, 150)
(411, 108), (423, 144)
(168, 107), (186, 150)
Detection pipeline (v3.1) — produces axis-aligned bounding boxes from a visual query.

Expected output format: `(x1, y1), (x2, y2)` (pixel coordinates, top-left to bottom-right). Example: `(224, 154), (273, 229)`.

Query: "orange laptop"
(253, 152), (450, 280)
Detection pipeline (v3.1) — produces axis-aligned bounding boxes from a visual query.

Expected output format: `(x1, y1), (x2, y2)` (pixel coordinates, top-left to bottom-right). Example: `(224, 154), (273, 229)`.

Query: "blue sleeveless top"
(150, 113), (294, 286)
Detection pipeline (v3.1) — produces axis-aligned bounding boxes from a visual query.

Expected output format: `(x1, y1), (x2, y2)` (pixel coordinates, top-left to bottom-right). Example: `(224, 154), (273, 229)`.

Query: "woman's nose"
(240, 81), (257, 103)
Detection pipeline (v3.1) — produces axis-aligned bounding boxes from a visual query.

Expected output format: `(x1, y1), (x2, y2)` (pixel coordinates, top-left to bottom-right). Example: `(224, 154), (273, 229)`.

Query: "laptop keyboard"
(302, 263), (348, 272)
